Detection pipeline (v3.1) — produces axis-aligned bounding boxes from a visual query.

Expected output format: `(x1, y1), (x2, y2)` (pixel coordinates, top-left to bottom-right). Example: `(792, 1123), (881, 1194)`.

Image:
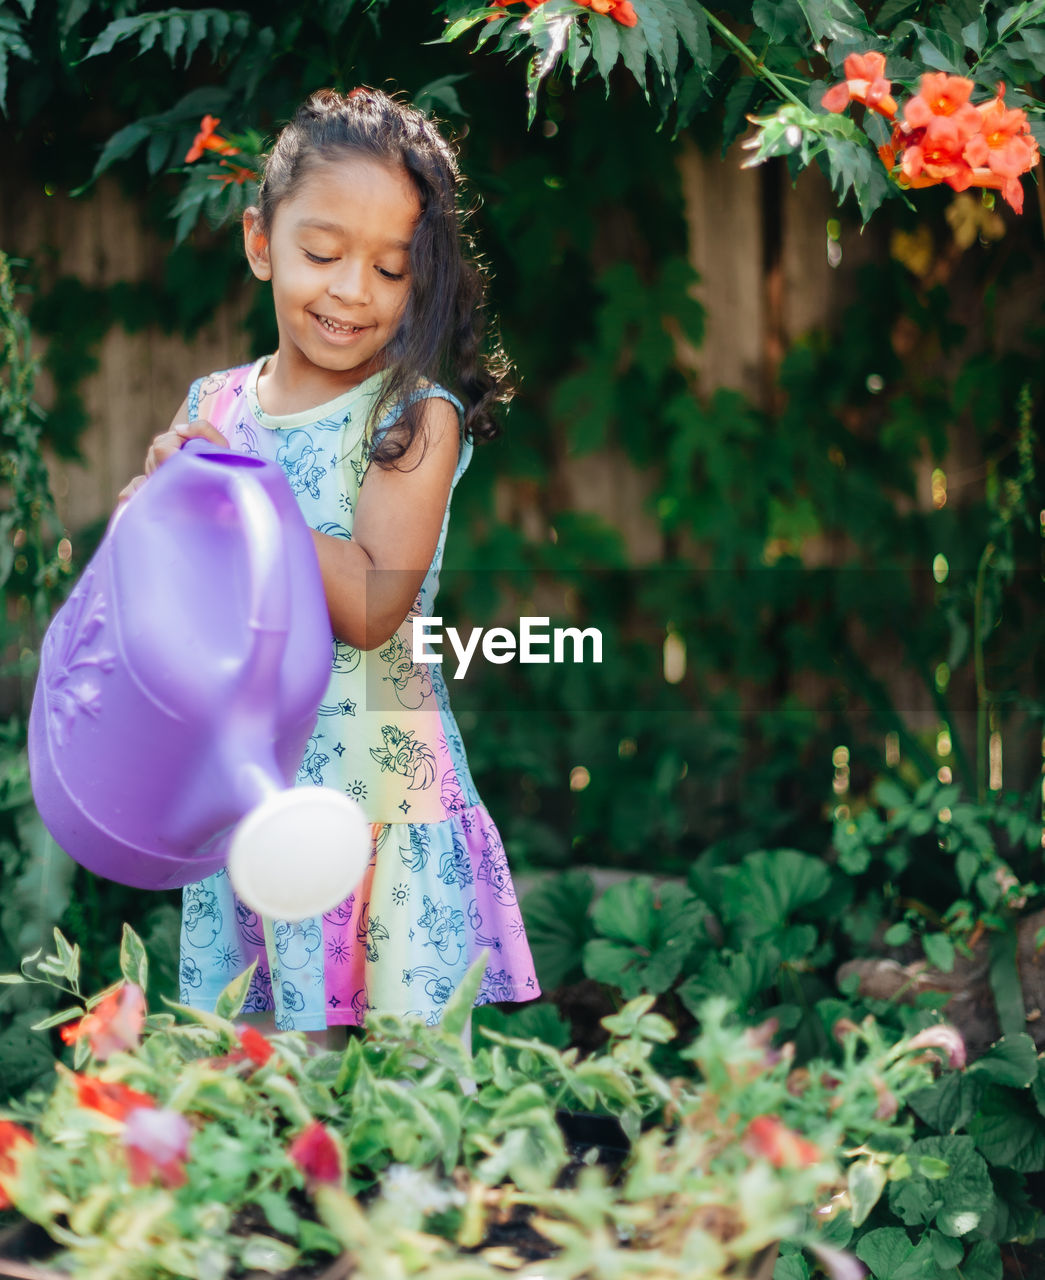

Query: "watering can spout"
(28, 440), (370, 919)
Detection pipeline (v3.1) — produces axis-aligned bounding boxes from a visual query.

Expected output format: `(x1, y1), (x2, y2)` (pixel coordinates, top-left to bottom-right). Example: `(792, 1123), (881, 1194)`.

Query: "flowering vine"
(183, 114), (257, 189)
(822, 52), (1039, 213)
(491, 0), (638, 26)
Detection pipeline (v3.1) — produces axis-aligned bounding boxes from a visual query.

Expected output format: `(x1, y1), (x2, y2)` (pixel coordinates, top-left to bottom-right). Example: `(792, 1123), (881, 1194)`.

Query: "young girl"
(132, 88), (539, 1034)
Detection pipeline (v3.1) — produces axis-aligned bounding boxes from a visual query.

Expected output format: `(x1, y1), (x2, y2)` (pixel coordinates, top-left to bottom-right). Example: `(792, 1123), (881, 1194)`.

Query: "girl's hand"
(144, 419), (228, 475)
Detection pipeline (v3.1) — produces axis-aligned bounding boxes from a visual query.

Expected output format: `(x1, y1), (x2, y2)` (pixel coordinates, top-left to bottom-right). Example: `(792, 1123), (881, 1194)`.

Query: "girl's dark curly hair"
(255, 86), (511, 466)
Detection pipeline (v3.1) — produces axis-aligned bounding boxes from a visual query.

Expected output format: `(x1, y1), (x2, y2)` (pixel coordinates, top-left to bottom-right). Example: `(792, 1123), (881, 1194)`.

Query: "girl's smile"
(243, 154), (421, 408)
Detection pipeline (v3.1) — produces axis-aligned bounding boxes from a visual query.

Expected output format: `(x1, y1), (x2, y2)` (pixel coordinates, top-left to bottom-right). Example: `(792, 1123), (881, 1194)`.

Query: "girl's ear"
(243, 208), (272, 281)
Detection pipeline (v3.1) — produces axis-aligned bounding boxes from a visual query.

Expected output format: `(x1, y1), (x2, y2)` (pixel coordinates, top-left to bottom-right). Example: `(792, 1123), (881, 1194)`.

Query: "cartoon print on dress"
(309, 410), (352, 434)
(275, 982), (308, 1030)
(323, 893), (356, 927)
(402, 966), (454, 1009)
(272, 919), (322, 970)
(233, 420), (261, 457)
(441, 772), (465, 815)
(242, 962), (274, 1012)
(183, 886), (223, 949)
(235, 900), (265, 947)
(438, 831), (473, 889)
(402, 825), (430, 872)
(349, 455), (368, 488)
(467, 899), (502, 952)
(331, 638), (361, 674)
(315, 521), (352, 541)
(350, 986), (371, 1022)
(277, 429), (326, 499)
(195, 371), (232, 405)
(356, 902), (390, 963)
(180, 956), (203, 991)
(417, 895), (466, 968)
(369, 725), (437, 790)
(476, 968), (515, 1005)
(298, 734), (329, 786)
(476, 829), (518, 906)
(378, 632), (433, 710)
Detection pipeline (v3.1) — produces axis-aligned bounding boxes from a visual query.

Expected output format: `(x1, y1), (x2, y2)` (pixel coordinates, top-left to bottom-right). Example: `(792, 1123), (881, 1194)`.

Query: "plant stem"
(698, 8), (807, 108)
(973, 541), (994, 804)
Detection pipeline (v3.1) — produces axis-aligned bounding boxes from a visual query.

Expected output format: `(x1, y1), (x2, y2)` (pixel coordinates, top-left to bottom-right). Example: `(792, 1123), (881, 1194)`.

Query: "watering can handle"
(181, 437), (291, 678)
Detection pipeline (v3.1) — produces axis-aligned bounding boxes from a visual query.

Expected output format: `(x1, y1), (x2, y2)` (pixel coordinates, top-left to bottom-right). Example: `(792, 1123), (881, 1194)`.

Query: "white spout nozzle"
(227, 788), (371, 922)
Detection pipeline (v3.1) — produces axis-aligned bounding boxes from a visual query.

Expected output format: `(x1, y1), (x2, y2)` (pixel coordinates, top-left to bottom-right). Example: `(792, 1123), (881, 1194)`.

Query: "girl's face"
(245, 154), (421, 397)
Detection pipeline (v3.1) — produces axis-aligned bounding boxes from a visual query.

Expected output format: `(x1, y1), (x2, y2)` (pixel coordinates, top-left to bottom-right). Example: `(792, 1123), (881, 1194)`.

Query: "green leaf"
(910, 1072), (983, 1133)
(855, 1227), (915, 1279)
(773, 1253), (809, 1280)
(884, 921), (912, 945)
(616, 19), (649, 98)
(439, 949), (488, 1038)
(968, 1085), (1045, 1172)
(960, 1242), (1002, 1280)
(988, 930), (1026, 1040)
(962, 15), (988, 54)
(436, 10), (492, 44)
(923, 932), (955, 972)
(887, 1135), (992, 1236)
(162, 12), (187, 62)
(927, 1230), (963, 1269)
(849, 1158), (887, 1226)
(214, 959), (256, 1020)
(955, 848), (978, 893)
(717, 849), (832, 933)
(969, 1034), (1038, 1087)
(589, 11), (621, 88)
(874, 778), (910, 809)
(521, 870), (594, 989)
(753, 0), (806, 43)
(30, 1004), (84, 1031)
(662, 0), (710, 67)
(797, 0), (875, 42)
(119, 923), (148, 991)
(89, 119), (152, 179)
(909, 21), (967, 73)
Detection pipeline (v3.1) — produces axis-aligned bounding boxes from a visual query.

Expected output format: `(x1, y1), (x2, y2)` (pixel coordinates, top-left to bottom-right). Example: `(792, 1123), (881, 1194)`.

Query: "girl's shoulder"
(368, 378), (471, 485)
(187, 362), (257, 425)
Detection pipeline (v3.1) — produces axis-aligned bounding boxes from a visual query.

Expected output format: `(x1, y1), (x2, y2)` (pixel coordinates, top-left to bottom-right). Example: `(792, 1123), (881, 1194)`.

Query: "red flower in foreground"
(61, 983), (145, 1060)
(900, 113), (979, 190)
(904, 72), (978, 130)
(233, 1024), (275, 1068)
(289, 1121), (342, 1187)
(185, 115), (241, 164)
(491, 0), (638, 22)
(743, 1115), (822, 1169)
(0, 1122), (33, 1210)
(74, 1075), (156, 1122)
(821, 50), (897, 118)
(575, 0), (638, 26)
(122, 1108), (192, 1189)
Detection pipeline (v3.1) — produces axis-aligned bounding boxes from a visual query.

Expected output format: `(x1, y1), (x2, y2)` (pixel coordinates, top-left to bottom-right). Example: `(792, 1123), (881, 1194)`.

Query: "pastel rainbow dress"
(177, 360), (540, 1028)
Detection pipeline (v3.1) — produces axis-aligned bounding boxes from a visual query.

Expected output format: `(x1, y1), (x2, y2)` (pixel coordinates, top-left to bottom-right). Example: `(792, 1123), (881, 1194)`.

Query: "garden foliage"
(0, 927), (968, 1279)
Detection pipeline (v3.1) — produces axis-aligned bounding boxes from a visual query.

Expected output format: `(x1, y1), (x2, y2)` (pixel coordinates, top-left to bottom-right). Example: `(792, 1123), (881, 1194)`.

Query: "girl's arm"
(311, 395), (460, 651)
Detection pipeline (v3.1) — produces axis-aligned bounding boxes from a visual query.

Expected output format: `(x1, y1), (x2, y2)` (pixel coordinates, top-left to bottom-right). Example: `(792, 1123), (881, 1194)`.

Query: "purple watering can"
(28, 440), (369, 921)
